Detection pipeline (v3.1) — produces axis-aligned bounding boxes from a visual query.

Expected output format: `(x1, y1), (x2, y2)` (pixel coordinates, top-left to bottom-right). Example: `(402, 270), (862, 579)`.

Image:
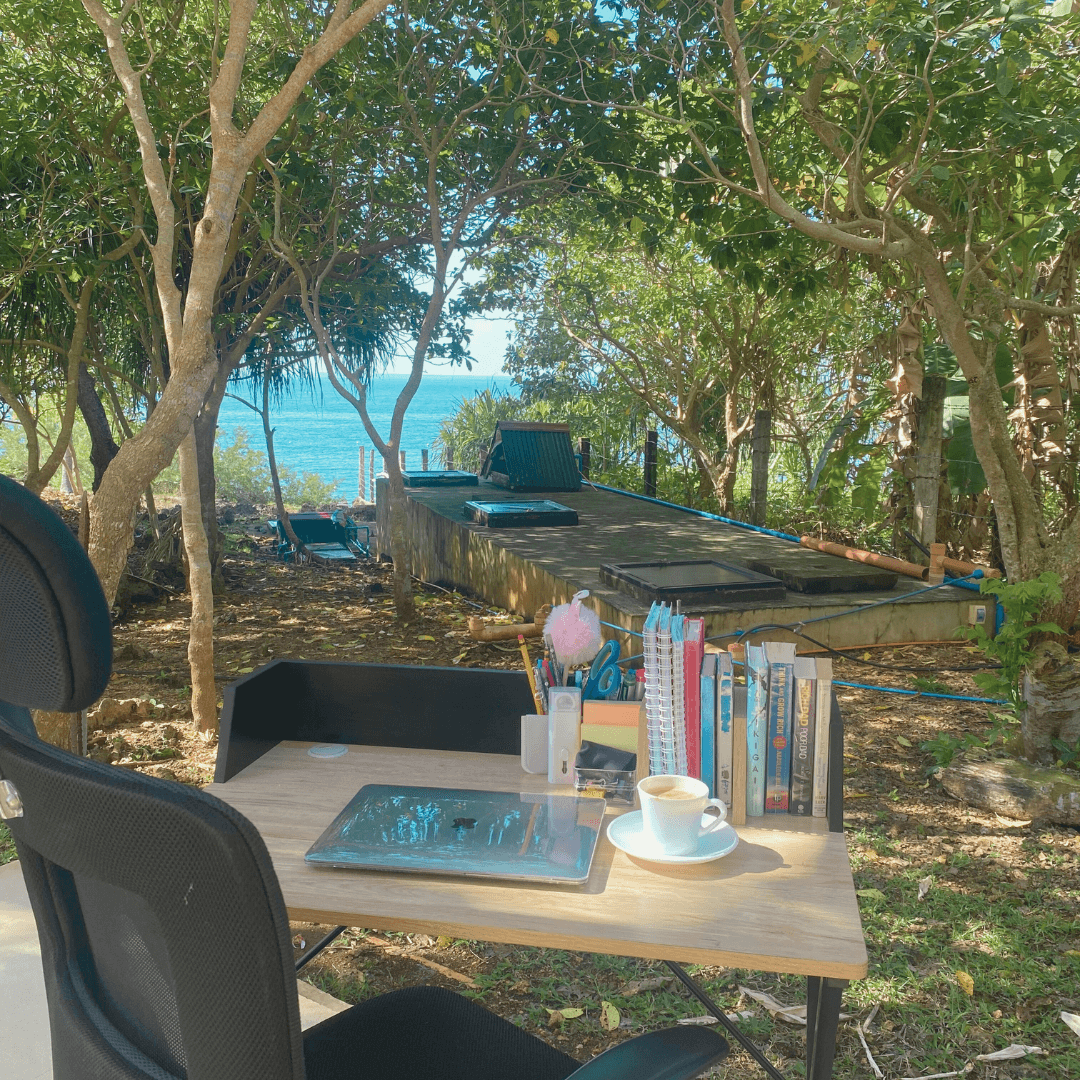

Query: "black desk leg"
(806, 976), (847, 1080)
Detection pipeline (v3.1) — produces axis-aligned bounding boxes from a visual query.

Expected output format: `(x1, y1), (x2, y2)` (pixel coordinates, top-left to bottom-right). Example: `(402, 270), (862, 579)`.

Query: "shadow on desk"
(620, 840), (786, 882)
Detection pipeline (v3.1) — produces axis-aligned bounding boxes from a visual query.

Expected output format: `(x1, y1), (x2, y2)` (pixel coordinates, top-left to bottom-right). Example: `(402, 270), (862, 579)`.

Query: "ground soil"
(41, 496), (1080, 1078)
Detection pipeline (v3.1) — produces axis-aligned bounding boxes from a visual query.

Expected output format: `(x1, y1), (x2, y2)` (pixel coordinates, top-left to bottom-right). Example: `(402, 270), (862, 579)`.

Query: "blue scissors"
(582, 639), (622, 700)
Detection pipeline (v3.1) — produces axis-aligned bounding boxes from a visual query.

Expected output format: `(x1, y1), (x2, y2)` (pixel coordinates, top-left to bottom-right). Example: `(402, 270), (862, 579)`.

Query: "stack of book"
(642, 601), (833, 819)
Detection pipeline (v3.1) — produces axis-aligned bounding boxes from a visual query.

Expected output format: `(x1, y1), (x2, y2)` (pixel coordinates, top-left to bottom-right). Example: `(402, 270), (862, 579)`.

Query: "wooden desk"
(209, 742), (864, 980)
(208, 740), (866, 1077)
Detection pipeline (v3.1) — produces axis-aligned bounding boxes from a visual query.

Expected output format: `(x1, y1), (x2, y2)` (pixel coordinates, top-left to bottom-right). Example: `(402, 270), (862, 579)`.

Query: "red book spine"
(684, 619), (705, 778)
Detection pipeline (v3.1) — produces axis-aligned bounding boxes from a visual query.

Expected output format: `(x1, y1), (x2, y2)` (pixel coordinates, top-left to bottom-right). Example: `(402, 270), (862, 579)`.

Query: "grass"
(0, 821), (14, 865)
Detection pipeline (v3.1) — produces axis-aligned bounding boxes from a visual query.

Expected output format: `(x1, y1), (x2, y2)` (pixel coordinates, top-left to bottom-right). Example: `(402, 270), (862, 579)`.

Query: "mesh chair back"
(0, 478), (305, 1080)
(0, 473), (112, 711)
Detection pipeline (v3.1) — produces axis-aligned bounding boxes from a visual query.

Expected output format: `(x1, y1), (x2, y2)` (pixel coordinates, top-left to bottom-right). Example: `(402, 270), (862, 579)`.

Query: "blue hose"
(831, 680), (1006, 704)
(586, 481), (802, 542)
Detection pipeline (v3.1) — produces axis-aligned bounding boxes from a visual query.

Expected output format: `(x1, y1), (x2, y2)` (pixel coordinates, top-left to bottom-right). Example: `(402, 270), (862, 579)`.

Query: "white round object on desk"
(308, 744), (348, 759)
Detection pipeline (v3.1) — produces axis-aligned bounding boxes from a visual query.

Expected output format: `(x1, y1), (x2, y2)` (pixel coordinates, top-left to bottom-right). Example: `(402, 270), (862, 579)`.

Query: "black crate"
(599, 559), (785, 604)
(464, 499), (578, 527)
(401, 470), (479, 488)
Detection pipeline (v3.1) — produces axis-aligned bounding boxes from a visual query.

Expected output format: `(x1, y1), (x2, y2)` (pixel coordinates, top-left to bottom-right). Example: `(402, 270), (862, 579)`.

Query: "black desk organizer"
(215, 661), (534, 783)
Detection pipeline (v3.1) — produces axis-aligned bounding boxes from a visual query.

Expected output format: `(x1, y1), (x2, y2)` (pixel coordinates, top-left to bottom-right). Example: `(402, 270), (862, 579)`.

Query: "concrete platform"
(383, 479), (989, 650)
(0, 860), (349, 1079)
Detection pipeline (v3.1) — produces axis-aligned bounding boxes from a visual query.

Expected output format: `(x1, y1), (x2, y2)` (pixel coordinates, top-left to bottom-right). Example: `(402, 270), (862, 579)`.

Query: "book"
(812, 657), (834, 819)
(764, 642), (797, 813)
(684, 618), (705, 779)
(716, 651), (734, 809)
(789, 658), (816, 816)
(744, 644), (769, 817)
(730, 682), (747, 826)
(657, 604), (676, 774)
(699, 653), (717, 797)
(670, 614), (687, 775)
(642, 603), (664, 776)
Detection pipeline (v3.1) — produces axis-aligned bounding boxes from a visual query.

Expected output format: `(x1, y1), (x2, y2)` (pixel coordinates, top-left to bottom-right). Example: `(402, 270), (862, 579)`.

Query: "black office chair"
(0, 474), (728, 1080)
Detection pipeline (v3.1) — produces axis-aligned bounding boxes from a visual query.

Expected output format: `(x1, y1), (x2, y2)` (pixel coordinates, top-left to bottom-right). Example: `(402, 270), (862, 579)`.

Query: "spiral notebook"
(305, 784), (607, 884)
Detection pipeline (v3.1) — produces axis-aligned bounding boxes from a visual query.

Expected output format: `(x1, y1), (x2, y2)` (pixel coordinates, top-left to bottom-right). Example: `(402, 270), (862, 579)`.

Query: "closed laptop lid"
(305, 784), (606, 884)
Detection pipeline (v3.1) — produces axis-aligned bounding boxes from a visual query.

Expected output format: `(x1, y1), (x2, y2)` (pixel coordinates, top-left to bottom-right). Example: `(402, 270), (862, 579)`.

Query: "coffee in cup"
(637, 774), (727, 856)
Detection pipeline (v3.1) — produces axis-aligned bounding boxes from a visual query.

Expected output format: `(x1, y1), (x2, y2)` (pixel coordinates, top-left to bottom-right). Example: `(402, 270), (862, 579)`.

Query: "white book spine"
(812, 658), (833, 818)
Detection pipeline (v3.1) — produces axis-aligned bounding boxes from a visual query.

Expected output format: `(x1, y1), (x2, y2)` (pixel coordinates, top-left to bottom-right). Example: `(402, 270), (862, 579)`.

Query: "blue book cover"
(699, 653), (717, 798)
(744, 645), (769, 816)
(764, 642), (797, 813)
(717, 651), (733, 808)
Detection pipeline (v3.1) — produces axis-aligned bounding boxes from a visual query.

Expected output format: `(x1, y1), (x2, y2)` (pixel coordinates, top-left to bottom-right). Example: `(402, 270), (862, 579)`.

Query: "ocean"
(217, 371), (513, 501)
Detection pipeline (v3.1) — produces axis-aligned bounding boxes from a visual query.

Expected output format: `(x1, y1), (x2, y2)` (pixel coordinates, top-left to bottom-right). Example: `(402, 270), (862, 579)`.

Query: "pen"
(519, 635), (545, 714)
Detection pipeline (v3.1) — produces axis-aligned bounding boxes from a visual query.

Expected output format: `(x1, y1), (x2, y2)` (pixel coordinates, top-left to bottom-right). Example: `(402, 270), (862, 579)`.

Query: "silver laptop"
(305, 784), (606, 884)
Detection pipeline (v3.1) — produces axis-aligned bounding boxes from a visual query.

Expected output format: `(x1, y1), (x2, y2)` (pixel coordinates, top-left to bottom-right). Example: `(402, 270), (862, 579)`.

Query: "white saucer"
(607, 811), (739, 865)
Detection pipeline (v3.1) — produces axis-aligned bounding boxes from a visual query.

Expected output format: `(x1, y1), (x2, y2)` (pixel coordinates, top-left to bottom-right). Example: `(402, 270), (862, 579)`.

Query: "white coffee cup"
(637, 775), (727, 856)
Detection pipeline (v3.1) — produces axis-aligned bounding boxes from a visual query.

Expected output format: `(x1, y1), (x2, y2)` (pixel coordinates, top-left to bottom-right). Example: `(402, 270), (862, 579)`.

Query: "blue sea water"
(217, 371), (512, 501)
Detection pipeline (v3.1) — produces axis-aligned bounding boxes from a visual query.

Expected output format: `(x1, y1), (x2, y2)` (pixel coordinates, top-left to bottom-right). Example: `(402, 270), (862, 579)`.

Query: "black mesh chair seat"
(0, 474), (727, 1080)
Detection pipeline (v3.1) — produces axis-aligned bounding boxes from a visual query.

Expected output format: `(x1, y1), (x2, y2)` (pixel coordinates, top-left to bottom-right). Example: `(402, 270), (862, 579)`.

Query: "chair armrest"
(563, 1027), (727, 1080)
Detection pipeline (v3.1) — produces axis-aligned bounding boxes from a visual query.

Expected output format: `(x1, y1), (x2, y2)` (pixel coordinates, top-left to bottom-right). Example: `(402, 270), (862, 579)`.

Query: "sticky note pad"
(580, 723), (638, 753)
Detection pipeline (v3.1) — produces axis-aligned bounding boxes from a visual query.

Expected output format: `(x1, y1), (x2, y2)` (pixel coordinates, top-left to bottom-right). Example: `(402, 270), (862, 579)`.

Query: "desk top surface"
(207, 742), (867, 980)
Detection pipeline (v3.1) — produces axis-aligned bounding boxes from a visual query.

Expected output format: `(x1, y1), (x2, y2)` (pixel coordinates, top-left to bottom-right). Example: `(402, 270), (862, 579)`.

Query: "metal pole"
(643, 430), (658, 498)
(749, 410), (771, 526)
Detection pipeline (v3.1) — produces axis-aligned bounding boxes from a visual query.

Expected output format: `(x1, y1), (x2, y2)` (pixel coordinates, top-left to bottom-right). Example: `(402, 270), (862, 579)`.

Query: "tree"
(571, 0), (1080, 631)
(279, 0), (591, 618)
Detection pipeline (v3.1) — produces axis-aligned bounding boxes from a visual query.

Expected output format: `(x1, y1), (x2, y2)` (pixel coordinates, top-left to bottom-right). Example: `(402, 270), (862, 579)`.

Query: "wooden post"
(370, 453), (376, 493)
(749, 410), (771, 526)
(358, 448), (366, 501)
(399, 450), (406, 472)
(578, 437), (591, 479)
(913, 374), (947, 559)
(928, 542), (946, 585)
(445, 446), (454, 470)
(643, 430), (658, 497)
(422, 448), (429, 471)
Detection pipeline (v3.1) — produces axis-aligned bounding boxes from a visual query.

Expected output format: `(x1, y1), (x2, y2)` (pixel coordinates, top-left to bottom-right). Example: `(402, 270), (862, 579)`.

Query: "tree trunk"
(30, 710), (83, 754)
(88, 347), (220, 607)
(912, 374), (946, 559)
(77, 362), (121, 492)
(383, 455), (416, 620)
(194, 367), (230, 579)
(177, 429), (217, 732)
(1022, 642), (1080, 765)
(749, 409), (770, 526)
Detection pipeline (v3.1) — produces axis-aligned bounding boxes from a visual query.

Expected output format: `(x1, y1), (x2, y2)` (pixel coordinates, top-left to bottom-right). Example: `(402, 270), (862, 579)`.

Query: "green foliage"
(1052, 736), (1080, 771)
(153, 428), (337, 509)
(919, 712), (1014, 773)
(960, 573), (1065, 717)
(215, 428), (337, 508)
(909, 675), (950, 695)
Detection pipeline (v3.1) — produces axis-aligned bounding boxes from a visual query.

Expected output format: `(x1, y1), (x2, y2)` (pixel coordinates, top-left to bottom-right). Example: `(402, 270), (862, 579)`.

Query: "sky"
(385, 311), (517, 378)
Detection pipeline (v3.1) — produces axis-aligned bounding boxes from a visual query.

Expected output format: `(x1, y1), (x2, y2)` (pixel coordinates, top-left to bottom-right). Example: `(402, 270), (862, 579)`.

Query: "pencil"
(519, 634), (545, 713)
